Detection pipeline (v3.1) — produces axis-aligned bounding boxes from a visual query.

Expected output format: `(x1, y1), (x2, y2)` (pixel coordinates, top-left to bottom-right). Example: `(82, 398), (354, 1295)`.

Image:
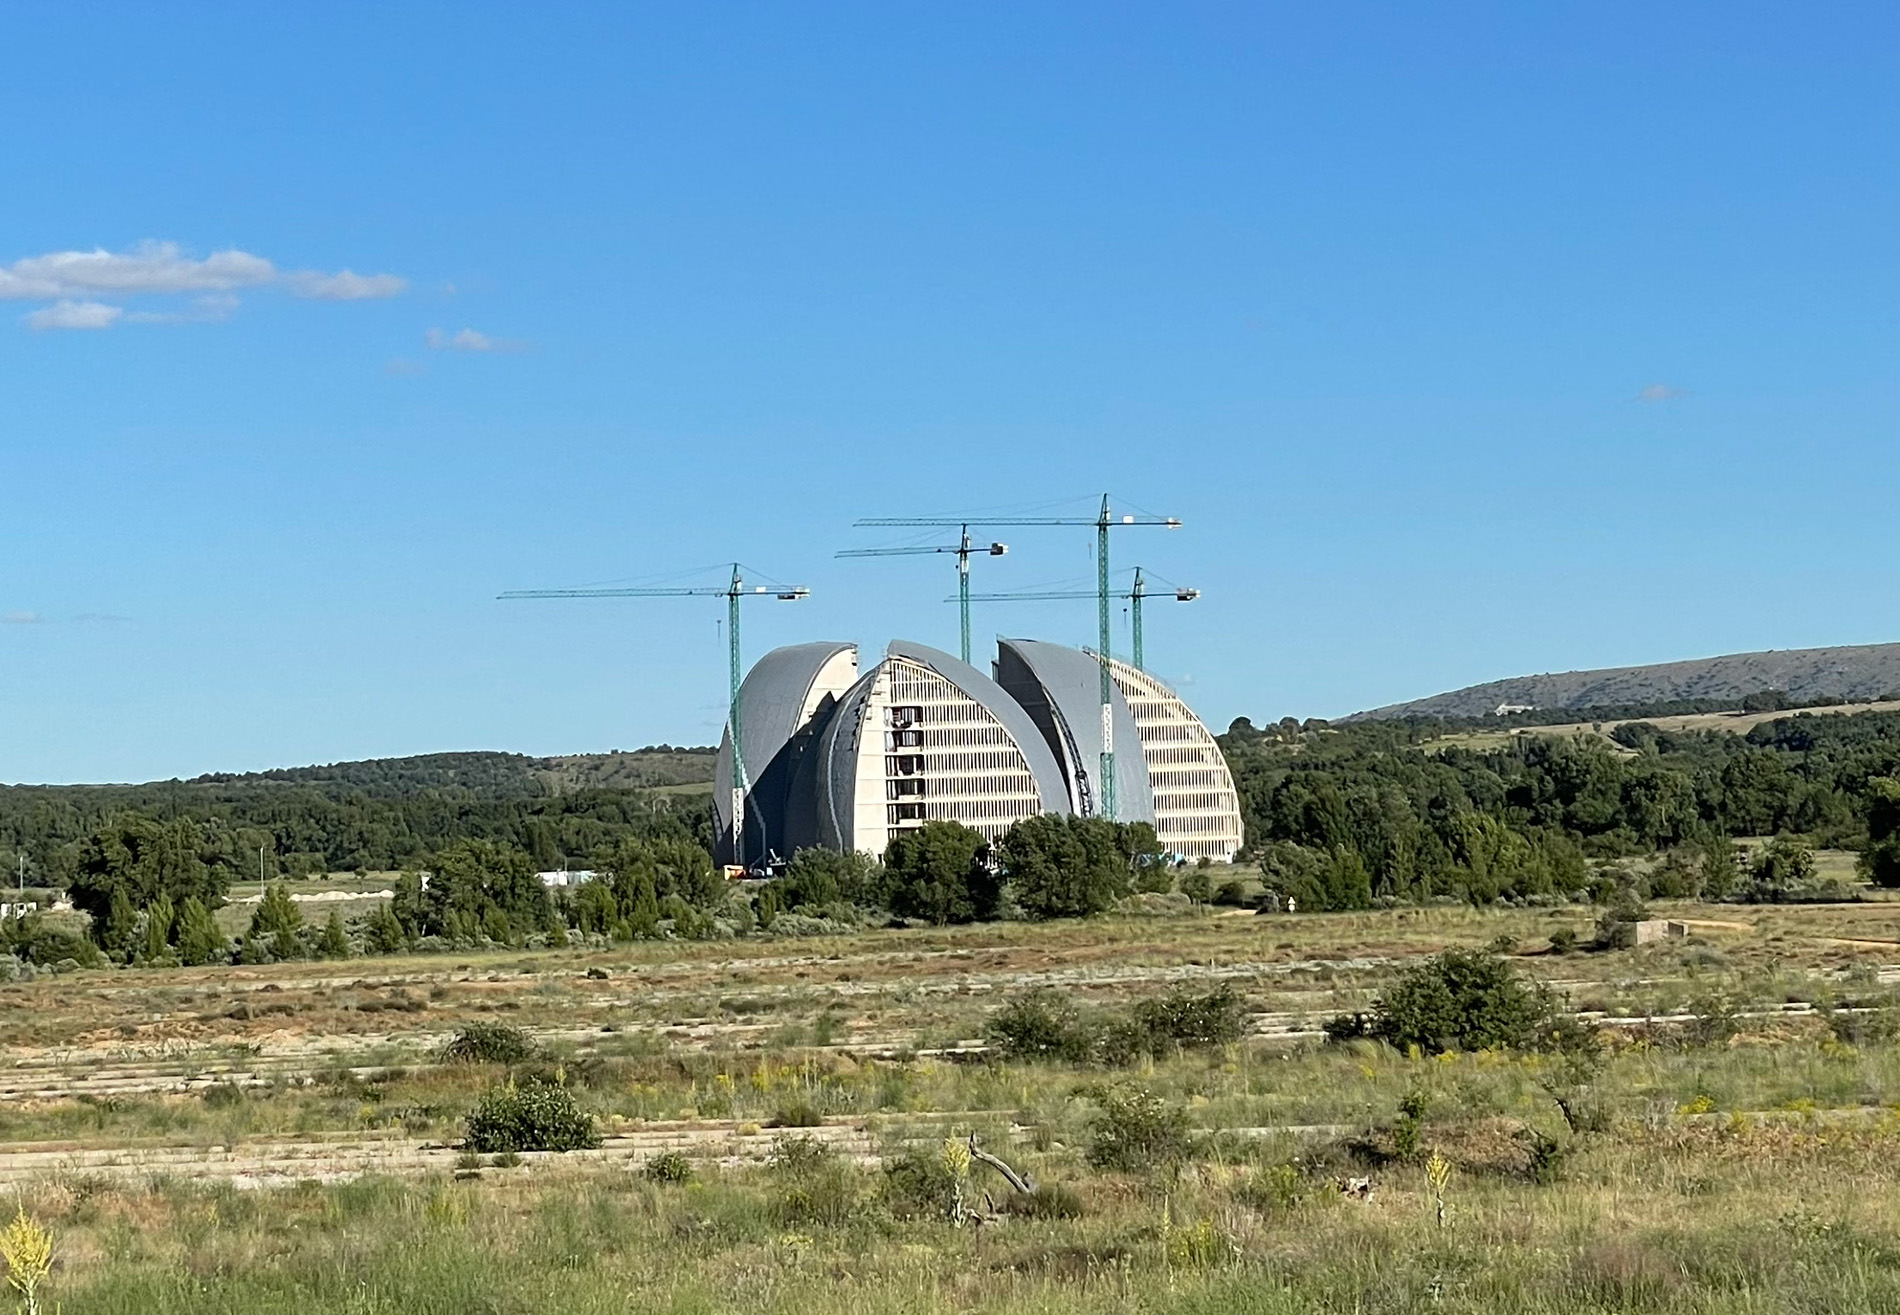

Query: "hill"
(1351, 641), (1900, 721)
(0, 747), (718, 878)
(186, 747), (717, 799)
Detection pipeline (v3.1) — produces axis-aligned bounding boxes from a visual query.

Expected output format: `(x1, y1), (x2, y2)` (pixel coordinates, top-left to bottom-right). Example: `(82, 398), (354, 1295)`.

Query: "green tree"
(67, 813), (230, 948)
(773, 847), (885, 910)
(174, 897), (227, 966)
(316, 909), (350, 959)
(884, 821), (997, 924)
(422, 840), (554, 940)
(362, 902), (409, 955)
(1178, 868), (1213, 905)
(142, 891), (176, 962)
(248, 883), (304, 960)
(998, 815), (1140, 920)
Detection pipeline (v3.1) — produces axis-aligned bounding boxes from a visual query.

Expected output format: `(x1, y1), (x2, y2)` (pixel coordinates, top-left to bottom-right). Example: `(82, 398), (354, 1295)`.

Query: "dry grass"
(8, 899), (1900, 1309)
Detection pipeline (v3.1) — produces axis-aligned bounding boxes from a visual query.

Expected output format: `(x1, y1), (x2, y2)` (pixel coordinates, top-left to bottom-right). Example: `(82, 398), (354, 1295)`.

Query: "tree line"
(1219, 704), (1900, 910)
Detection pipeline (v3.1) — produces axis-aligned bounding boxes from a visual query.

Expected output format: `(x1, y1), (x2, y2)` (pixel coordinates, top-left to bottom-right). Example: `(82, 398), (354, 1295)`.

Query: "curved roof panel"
(714, 641), (858, 859)
(994, 638), (1154, 824)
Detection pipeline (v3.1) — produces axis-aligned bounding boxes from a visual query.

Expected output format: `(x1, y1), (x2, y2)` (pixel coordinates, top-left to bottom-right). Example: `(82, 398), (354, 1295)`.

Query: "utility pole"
(837, 525), (1008, 664)
(858, 495), (1181, 819)
(958, 566), (1199, 672)
(500, 563), (809, 866)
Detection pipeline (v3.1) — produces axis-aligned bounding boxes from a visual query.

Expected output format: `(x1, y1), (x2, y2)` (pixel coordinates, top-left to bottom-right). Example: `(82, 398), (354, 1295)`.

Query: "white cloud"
(25, 300), (123, 331)
(0, 241), (405, 330)
(425, 326), (526, 353)
(288, 269), (407, 301)
(1638, 382), (1687, 402)
(1, 612), (42, 625)
(384, 357), (426, 376)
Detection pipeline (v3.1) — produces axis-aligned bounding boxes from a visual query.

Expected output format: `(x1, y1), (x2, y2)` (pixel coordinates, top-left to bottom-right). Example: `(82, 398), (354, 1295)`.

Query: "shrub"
(1357, 949), (1559, 1054)
(463, 1078), (600, 1153)
(1322, 1011), (1370, 1042)
(1087, 1082), (1190, 1172)
(1235, 1163), (1307, 1214)
(441, 1023), (538, 1066)
(1126, 985), (1246, 1053)
(882, 1148), (959, 1219)
(768, 1135), (861, 1227)
(1824, 1001), (1900, 1045)
(767, 1100), (824, 1128)
(642, 1150), (694, 1184)
(986, 987), (1097, 1063)
(1212, 880), (1249, 907)
(1005, 1182), (1086, 1219)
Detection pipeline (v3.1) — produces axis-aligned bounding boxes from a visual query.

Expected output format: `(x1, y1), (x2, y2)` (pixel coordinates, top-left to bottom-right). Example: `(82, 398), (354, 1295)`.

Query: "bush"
(1127, 985), (1246, 1052)
(1087, 1082), (1190, 1172)
(987, 985), (1246, 1066)
(1352, 949), (1559, 1054)
(1212, 880), (1249, 907)
(986, 987), (1097, 1063)
(767, 1100), (824, 1128)
(768, 1134), (861, 1227)
(1005, 1182), (1086, 1219)
(463, 1078), (600, 1153)
(882, 1148), (959, 1219)
(642, 1150), (695, 1184)
(441, 1023), (538, 1066)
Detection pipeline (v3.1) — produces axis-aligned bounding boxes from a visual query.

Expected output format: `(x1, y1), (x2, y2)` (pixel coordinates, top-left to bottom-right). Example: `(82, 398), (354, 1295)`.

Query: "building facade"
(717, 637), (1242, 865)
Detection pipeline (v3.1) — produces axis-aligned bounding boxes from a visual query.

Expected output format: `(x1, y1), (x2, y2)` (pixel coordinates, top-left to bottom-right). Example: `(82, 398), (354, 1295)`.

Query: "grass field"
(8, 896), (1900, 1311)
(1424, 698), (1900, 754)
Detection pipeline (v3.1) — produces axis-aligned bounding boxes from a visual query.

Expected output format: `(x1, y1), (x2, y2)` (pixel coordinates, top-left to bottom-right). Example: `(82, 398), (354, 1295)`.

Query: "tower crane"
(956, 566), (1199, 672)
(836, 525), (1007, 664)
(498, 563), (809, 866)
(856, 495), (1181, 820)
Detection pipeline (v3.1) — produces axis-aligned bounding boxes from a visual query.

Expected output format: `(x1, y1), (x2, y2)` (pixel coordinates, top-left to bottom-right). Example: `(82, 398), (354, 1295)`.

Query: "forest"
(1219, 703), (1900, 909)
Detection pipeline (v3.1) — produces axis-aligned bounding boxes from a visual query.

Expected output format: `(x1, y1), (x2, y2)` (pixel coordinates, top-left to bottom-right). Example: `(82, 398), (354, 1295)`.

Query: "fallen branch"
(967, 1134), (1036, 1195)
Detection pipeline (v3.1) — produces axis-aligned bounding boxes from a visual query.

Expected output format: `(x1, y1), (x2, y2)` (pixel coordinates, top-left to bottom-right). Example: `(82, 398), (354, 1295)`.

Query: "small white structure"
(0, 902), (38, 919)
(538, 869), (598, 889)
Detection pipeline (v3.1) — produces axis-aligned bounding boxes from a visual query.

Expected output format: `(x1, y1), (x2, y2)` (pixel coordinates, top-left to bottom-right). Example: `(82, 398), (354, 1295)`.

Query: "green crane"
(956, 566), (1200, 672)
(856, 495), (1181, 820)
(837, 524), (1008, 664)
(498, 563), (809, 865)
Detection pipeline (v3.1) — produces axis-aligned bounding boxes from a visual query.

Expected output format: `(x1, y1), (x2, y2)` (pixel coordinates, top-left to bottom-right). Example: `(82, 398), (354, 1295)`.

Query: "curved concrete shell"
(795, 641), (1068, 856)
(713, 641), (860, 864)
(1104, 655), (1244, 861)
(993, 638), (1154, 826)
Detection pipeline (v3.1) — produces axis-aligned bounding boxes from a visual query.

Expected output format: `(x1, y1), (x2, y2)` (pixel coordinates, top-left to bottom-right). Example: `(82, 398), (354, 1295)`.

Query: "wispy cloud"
(288, 270), (408, 301)
(384, 357), (426, 376)
(3, 241), (406, 330)
(1638, 382), (1688, 402)
(24, 300), (122, 331)
(1, 612), (43, 625)
(425, 326), (527, 353)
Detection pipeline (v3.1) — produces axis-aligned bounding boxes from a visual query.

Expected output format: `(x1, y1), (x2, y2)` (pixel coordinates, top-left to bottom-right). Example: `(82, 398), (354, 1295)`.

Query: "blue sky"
(4, 3), (1899, 783)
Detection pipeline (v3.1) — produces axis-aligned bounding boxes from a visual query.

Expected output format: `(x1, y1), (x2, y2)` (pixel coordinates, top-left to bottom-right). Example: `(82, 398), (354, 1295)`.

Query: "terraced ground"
(10, 897), (1900, 1312)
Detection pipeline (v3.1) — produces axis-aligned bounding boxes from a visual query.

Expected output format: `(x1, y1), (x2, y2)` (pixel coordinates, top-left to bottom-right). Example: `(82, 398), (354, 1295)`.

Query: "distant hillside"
(1352, 642), (1900, 722)
(1, 746), (719, 877)
(187, 747), (716, 799)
